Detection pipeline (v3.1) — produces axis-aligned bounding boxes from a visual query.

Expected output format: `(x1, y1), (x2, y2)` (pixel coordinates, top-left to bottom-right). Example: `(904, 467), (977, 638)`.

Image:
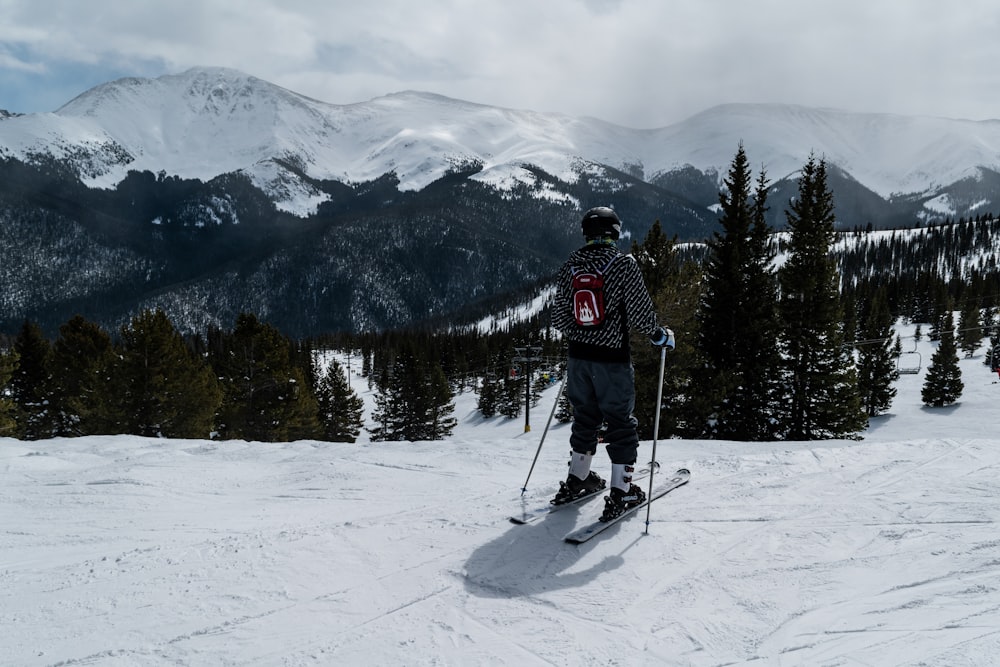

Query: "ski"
(563, 468), (690, 544)
(509, 467), (653, 525)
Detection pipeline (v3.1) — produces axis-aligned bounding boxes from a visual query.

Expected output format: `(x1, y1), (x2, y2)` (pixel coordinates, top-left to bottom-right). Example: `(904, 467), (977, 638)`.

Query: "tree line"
(0, 305), (567, 442)
(0, 311), (368, 442)
(2, 145), (997, 443)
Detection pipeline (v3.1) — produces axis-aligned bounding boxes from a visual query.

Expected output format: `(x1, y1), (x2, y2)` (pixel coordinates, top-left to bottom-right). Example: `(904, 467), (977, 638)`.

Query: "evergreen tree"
(0, 346), (19, 436)
(487, 357), (563, 425)
(629, 220), (705, 439)
(212, 313), (321, 442)
(554, 379), (573, 424)
(531, 371), (549, 407)
(10, 320), (55, 440)
(921, 310), (964, 406)
(986, 310), (1000, 370)
(368, 366), (401, 441)
(856, 290), (898, 416)
(981, 304), (998, 344)
(498, 373), (524, 419)
(49, 315), (118, 436)
(697, 146), (783, 440)
(476, 371), (501, 418)
(420, 363), (458, 440)
(957, 298), (982, 358)
(368, 346), (456, 441)
(778, 156), (867, 439)
(116, 309), (221, 438)
(926, 281), (951, 341)
(315, 358), (364, 442)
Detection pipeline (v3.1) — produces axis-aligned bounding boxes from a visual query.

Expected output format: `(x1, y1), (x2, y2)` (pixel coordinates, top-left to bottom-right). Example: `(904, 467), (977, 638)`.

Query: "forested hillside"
(3, 146), (999, 445)
(0, 155), (713, 337)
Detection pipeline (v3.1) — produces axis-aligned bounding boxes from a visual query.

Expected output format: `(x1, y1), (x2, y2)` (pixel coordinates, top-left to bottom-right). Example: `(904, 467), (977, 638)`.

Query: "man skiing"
(552, 206), (674, 522)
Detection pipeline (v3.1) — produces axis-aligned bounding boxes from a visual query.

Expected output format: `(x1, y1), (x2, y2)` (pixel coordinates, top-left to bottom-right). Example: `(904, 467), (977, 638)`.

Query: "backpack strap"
(571, 254), (617, 275)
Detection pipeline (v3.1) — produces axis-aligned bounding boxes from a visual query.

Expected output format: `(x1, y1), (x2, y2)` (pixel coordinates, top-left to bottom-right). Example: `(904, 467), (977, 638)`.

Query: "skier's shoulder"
(608, 249), (639, 275)
(568, 244), (627, 267)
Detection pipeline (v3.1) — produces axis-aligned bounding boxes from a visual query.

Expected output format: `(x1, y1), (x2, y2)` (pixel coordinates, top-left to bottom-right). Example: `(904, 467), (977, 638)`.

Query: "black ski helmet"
(581, 206), (621, 240)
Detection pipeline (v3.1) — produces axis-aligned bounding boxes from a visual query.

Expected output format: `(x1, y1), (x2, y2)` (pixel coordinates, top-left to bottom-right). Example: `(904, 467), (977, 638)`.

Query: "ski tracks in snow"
(460, 437), (1000, 665)
(7, 427), (1000, 665)
(625, 437), (1000, 665)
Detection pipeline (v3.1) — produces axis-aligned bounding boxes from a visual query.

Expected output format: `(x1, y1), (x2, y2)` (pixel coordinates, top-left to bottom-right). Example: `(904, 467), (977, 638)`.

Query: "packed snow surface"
(3, 324), (1000, 665)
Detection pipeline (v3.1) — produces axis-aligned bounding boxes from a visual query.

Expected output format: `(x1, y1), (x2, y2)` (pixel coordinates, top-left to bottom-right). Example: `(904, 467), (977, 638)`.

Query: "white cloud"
(3, 0), (1000, 126)
(0, 50), (46, 73)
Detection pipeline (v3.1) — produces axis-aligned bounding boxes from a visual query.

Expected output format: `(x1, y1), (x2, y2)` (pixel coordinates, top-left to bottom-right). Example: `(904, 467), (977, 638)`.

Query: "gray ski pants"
(566, 357), (639, 465)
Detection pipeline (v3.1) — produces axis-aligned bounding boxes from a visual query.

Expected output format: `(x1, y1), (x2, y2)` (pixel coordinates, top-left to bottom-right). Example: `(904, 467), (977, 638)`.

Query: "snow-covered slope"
(3, 323), (1000, 665)
(2, 67), (1000, 215)
(649, 103), (1000, 198)
(0, 68), (642, 211)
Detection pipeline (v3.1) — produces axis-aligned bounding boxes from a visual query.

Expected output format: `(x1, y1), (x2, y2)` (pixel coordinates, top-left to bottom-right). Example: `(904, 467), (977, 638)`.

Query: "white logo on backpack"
(571, 257), (616, 328)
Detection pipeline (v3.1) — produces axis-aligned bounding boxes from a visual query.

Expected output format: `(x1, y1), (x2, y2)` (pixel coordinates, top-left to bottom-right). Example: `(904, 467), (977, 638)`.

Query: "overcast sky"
(2, 0), (1000, 128)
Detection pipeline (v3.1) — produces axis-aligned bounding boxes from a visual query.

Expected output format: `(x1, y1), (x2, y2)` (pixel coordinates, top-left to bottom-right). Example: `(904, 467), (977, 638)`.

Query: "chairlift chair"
(896, 350), (922, 375)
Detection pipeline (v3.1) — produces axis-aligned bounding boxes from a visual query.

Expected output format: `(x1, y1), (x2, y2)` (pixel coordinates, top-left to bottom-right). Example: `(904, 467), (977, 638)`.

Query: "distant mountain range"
(5, 67), (1000, 223)
(2, 67), (999, 336)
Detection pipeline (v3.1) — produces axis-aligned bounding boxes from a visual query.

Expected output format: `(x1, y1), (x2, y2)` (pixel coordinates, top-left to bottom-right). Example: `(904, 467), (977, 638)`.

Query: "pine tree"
(212, 313), (321, 442)
(697, 146), (783, 440)
(531, 372), (549, 407)
(856, 290), (898, 416)
(0, 346), (19, 436)
(957, 297), (982, 358)
(116, 309), (221, 438)
(49, 315), (118, 436)
(368, 346), (456, 441)
(554, 380), (573, 424)
(981, 305), (998, 345)
(627, 220), (706, 439)
(928, 283), (952, 341)
(498, 373), (523, 419)
(315, 358), (364, 442)
(778, 156), (867, 439)
(10, 320), (55, 440)
(368, 366), (401, 441)
(986, 310), (1000, 370)
(922, 310), (964, 407)
(419, 363), (457, 440)
(476, 370), (501, 418)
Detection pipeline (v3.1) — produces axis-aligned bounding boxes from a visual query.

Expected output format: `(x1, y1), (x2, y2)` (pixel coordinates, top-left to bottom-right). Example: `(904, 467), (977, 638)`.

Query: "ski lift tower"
(513, 345), (543, 432)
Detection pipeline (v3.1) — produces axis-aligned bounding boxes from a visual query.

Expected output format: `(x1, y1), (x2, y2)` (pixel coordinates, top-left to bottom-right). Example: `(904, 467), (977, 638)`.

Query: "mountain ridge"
(4, 67), (1000, 337)
(3, 67), (1000, 220)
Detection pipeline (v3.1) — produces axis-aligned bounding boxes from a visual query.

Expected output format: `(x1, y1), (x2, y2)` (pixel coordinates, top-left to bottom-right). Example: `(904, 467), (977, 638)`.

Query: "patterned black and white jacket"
(552, 242), (660, 363)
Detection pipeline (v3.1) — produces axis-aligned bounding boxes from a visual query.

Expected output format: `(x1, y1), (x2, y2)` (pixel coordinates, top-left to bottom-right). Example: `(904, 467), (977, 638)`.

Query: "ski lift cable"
(847, 324), (997, 348)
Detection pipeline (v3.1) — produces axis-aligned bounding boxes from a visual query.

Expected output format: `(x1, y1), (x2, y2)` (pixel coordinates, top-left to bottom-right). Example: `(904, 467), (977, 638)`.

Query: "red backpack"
(570, 257), (617, 328)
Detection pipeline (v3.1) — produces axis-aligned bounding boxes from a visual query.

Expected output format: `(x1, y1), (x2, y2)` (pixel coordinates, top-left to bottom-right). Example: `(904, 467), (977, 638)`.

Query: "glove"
(649, 326), (675, 350)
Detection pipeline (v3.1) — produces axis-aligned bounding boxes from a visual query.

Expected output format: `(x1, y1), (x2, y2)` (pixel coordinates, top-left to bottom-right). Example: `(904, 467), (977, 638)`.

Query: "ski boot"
(599, 483), (646, 522)
(551, 470), (606, 505)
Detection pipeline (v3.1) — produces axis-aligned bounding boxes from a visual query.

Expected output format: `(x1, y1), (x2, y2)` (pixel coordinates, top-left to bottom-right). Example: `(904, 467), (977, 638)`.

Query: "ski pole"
(520, 372), (567, 495)
(644, 346), (667, 534)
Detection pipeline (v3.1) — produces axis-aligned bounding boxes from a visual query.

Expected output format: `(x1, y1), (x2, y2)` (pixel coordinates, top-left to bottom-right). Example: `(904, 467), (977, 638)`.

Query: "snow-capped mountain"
(3, 66), (1000, 220)
(4, 66), (1000, 338)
